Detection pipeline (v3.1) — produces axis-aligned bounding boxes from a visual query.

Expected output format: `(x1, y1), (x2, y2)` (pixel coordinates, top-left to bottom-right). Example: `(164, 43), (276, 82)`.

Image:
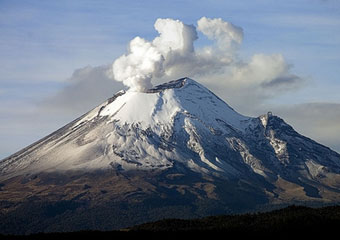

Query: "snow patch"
(305, 160), (326, 178)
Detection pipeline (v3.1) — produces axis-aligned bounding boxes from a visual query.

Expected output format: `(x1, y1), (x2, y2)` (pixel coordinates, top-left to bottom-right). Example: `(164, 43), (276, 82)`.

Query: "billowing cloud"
(229, 54), (289, 87)
(112, 17), (244, 91)
(221, 54), (303, 100)
(4, 16), (338, 159)
(153, 18), (197, 55)
(111, 16), (303, 110)
(197, 16), (243, 49)
(112, 18), (199, 92)
(193, 53), (304, 115)
(112, 37), (164, 92)
(41, 17), (304, 122)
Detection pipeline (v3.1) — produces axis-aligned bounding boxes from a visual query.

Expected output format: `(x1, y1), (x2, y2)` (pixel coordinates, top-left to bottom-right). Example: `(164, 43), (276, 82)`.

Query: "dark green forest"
(1, 205), (340, 239)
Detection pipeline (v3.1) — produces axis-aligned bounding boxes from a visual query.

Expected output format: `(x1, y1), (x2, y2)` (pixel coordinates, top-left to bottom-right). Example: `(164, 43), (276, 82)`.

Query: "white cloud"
(37, 17), (304, 123)
(112, 18), (198, 92)
(2, 16), (339, 160)
(197, 16), (243, 49)
(153, 18), (197, 54)
(113, 37), (164, 91)
(229, 54), (287, 86)
(34, 17), (304, 120)
(111, 16), (303, 110)
(223, 53), (303, 98)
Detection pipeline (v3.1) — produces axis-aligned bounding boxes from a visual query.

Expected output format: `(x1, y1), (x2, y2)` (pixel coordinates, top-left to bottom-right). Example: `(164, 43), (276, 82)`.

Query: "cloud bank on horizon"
(111, 17), (302, 98)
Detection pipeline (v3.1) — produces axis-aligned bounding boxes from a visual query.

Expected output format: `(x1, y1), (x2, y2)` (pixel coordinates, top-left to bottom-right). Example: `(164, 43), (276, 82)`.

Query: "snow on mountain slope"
(91, 78), (249, 131)
(0, 78), (248, 178)
(1, 77), (340, 200)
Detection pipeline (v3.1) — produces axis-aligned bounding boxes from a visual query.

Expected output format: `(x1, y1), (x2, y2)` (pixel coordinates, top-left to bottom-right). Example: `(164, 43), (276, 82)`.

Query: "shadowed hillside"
(1, 205), (340, 239)
(130, 205), (340, 233)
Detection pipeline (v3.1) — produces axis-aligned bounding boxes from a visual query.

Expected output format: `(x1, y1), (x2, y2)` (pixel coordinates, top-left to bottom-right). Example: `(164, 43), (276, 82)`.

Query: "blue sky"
(1, 0), (340, 158)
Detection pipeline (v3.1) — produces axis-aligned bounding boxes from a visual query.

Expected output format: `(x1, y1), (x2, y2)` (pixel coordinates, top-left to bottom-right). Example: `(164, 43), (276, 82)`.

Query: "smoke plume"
(112, 16), (302, 103)
(113, 18), (197, 91)
(112, 17), (244, 91)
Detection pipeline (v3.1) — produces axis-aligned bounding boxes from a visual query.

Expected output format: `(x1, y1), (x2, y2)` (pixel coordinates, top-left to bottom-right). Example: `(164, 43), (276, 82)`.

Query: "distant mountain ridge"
(0, 77), (339, 234)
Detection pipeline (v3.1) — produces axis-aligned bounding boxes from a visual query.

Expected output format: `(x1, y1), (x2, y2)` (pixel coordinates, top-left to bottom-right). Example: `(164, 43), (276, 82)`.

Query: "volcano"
(1, 78), (339, 234)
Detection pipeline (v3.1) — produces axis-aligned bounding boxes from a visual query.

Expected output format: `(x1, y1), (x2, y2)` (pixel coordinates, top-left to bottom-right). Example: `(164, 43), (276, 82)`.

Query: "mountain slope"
(0, 77), (339, 234)
(0, 78), (251, 178)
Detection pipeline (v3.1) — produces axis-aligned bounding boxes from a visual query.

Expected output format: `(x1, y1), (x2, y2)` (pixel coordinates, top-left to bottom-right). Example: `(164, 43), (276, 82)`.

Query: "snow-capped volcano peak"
(95, 77), (249, 132)
(1, 77), (340, 197)
(0, 78), (340, 234)
(1, 77), (252, 178)
(1, 78), (340, 233)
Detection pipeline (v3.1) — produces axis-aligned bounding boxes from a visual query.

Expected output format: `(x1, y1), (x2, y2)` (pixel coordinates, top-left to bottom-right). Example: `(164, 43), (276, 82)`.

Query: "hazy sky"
(1, 0), (340, 158)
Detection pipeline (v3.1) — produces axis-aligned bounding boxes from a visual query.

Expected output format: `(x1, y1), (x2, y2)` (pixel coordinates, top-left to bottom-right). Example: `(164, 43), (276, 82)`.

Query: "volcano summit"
(0, 78), (339, 234)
